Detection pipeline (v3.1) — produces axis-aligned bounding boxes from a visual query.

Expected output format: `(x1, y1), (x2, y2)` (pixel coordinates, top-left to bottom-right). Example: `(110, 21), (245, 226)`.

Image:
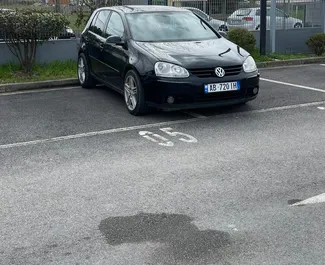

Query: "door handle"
(99, 43), (104, 51)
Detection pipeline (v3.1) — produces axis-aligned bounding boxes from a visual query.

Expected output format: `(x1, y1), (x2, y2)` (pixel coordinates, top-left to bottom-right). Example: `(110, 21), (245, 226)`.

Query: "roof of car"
(182, 7), (201, 10)
(239, 7), (258, 10)
(104, 5), (192, 14)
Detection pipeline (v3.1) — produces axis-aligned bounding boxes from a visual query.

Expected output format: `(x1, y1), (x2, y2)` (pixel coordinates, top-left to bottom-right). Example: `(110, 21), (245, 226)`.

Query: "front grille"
(190, 65), (242, 78)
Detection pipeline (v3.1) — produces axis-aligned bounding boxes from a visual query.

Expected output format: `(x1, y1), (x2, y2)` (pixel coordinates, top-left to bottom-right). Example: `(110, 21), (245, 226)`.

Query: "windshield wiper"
(218, 48), (231, 57)
(200, 20), (207, 30)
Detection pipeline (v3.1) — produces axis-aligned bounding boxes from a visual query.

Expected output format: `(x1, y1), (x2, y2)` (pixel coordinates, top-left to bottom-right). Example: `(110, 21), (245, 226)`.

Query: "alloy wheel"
(124, 75), (138, 111)
(78, 57), (86, 84)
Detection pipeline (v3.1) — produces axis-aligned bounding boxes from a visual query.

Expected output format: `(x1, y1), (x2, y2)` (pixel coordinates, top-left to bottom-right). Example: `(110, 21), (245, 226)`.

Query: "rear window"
(233, 9), (251, 16)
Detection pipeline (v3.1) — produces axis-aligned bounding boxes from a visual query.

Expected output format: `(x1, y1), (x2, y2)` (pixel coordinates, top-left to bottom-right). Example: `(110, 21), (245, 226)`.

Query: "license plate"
(230, 19), (242, 24)
(204, 81), (240, 93)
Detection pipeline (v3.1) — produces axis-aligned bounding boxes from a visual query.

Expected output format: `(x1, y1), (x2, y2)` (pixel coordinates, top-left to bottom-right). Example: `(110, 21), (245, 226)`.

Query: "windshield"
(126, 11), (218, 42)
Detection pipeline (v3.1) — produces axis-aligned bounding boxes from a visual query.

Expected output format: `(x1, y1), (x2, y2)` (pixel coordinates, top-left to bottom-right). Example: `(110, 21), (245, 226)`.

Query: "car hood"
(135, 38), (249, 69)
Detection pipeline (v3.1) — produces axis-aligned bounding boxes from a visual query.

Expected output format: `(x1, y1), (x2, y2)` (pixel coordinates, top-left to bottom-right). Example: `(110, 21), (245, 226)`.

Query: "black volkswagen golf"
(78, 5), (260, 115)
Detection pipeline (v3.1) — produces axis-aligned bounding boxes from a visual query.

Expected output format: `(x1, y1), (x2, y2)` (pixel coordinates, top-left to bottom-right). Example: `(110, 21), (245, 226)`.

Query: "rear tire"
(77, 53), (96, 89)
(124, 70), (149, 116)
(294, 23), (302, 28)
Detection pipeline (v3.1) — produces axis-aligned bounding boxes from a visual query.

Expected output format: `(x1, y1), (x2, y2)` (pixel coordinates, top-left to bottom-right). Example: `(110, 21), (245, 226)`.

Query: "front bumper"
(143, 71), (260, 110)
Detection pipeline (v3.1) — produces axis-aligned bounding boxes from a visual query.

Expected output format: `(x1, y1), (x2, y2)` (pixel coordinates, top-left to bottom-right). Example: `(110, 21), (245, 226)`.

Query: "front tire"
(124, 70), (149, 116)
(218, 24), (228, 32)
(77, 53), (96, 89)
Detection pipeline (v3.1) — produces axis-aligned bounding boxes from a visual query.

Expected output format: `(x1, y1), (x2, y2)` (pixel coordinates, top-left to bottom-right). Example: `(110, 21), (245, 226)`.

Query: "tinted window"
(126, 11), (218, 42)
(257, 8), (275, 16)
(105, 12), (124, 38)
(276, 9), (284, 17)
(264, 8), (283, 17)
(89, 10), (110, 37)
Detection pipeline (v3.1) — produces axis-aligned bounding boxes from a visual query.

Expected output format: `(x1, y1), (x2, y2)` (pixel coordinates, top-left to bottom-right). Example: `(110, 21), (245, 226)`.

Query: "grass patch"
(0, 52), (320, 84)
(0, 60), (77, 84)
(251, 49), (316, 62)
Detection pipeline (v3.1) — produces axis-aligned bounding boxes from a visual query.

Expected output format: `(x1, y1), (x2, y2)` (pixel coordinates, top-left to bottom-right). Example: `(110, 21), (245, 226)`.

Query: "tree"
(0, 9), (69, 73)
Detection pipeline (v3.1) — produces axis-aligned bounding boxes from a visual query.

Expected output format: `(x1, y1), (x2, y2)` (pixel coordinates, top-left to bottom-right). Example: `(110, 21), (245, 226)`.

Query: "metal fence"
(0, 0), (324, 49)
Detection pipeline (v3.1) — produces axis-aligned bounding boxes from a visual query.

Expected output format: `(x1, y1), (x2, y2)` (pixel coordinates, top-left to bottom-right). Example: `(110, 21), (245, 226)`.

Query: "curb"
(257, 57), (325, 68)
(1, 57), (325, 93)
(0, 78), (79, 93)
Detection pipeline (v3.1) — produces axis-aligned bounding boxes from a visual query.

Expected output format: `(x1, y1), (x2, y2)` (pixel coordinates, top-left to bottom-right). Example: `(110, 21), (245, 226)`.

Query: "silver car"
(182, 7), (228, 32)
(227, 7), (303, 30)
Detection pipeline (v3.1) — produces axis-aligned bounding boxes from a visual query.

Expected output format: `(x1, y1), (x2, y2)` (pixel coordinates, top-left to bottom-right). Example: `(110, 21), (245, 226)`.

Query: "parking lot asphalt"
(1, 64), (325, 265)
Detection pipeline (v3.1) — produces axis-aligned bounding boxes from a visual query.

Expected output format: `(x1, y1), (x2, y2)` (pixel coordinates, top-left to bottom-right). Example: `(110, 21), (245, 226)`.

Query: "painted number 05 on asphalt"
(139, 127), (198, 147)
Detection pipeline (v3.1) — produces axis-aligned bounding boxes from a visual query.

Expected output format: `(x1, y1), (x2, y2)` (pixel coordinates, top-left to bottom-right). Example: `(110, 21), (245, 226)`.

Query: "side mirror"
(105, 35), (124, 46)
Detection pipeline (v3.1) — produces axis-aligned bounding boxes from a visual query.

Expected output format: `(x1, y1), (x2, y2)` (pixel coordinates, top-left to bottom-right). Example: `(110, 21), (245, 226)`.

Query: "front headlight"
(154, 62), (189, 78)
(243, 56), (257, 73)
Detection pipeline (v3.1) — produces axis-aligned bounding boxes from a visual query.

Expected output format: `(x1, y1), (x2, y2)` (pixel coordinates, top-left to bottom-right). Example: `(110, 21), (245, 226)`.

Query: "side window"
(89, 10), (110, 37)
(276, 9), (284, 17)
(89, 12), (99, 31)
(105, 12), (125, 38)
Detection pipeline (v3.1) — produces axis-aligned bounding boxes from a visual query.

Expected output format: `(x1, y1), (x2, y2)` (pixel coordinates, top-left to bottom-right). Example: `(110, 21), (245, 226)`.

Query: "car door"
(276, 9), (285, 29)
(255, 9), (262, 29)
(265, 8), (279, 30)
(100, 11), (128, 90)
(87, 9), (111, 79)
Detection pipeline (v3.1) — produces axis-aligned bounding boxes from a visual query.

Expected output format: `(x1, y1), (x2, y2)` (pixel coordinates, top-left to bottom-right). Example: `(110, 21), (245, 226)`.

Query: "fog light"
(167, 96), (175, 104)
(253, 87), (259, 95)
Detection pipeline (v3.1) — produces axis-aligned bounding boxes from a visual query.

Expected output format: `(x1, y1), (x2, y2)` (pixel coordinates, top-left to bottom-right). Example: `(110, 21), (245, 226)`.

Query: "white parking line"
(0, 117), (203, 149)
(290, 193), (325, 206)
(182, 111), (207, 118)
(260, 78), (325, 93)
(1, 100), (325, 150)
(242, 101), (325, 115)
(320, 64), (325, 66)
(0, 86), (80, 96)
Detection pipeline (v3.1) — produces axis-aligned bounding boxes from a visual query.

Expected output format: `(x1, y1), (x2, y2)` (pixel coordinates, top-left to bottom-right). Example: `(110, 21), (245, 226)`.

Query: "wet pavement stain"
(288, 199), (303, 205)
(99, 212), (233, 264)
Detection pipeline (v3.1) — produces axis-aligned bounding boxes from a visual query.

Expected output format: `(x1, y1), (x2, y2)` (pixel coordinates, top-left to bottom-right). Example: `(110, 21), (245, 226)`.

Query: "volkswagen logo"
(215, 67), (225, 78)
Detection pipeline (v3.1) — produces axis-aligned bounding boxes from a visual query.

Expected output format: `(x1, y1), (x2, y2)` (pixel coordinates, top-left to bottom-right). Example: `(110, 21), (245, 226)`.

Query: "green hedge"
(227, 28), (256, 54)
(306, 33), (325, 56)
